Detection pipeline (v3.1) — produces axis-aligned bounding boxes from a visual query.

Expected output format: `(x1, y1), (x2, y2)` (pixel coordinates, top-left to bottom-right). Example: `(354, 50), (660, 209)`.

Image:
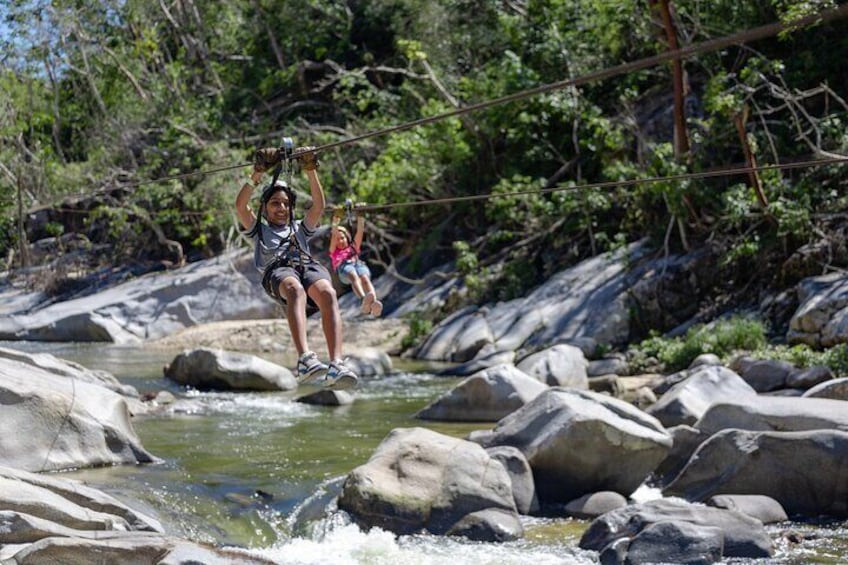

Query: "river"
(6, 341), (848, 564)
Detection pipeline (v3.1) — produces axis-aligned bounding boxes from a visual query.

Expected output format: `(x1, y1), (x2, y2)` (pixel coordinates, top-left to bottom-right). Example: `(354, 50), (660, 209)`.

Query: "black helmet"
(261, 179), (289, 204)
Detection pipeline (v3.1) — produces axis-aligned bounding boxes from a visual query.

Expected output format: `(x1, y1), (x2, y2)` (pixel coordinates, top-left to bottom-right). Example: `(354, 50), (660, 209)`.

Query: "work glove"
(296, 146), (319, 171)
(252, 147), (281, 173)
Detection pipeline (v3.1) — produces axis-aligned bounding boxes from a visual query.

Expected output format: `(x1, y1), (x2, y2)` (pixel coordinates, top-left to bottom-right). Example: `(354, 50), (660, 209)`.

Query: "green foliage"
(400, 311), (434, 351)
(754, 342), (848, 378)
(453, 240), (489, 300)
(720, 234), (760, 270)
(631, 316), (768, 373)
(0, 0), (846, 340)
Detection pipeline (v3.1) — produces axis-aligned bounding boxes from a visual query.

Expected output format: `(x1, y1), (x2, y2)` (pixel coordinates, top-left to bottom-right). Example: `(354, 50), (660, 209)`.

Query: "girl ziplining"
(330, 205), (383, 318)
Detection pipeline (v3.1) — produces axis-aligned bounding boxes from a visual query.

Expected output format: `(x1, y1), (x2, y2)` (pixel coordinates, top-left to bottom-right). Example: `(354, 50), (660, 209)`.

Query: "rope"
(348, 155), (848, 213)
(97, 3), (848, 190)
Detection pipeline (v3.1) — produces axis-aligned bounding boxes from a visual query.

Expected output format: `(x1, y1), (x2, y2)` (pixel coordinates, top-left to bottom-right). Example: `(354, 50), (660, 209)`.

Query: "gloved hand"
(331, 207), (344, 226)
(296, 146), (319, 171)
(253, 147), (281, 173)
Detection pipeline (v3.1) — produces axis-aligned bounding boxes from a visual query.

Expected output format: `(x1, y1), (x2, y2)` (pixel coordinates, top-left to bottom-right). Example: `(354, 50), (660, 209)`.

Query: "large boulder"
(337, 427), (520, 539)
(415, 243), (649, 363)
(163, 348), (297, 391)
(0, 465), (273, 565)
(0, 249), (274, 344)
(598, 520), (725, 565)
(0, 346), (138, 398)
(694, 396), (848, 435)
(415, 364), (547, 422)
(646, 365), (757, 427)
(0, 532), (277, 564)
(664, 429), (848, 518)
(803, 376), (848, 400)
(787, 272), (848, 347)
(515, 343), (589, 388)
(579, 498), (774, 559)
(473, 388), (672, 503)
(0, 355), (157, 472)
(414, 306), (493, 362)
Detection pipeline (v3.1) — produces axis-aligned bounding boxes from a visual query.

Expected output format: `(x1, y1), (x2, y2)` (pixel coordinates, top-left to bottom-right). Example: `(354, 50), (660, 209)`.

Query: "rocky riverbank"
(144, 316), (409, 357)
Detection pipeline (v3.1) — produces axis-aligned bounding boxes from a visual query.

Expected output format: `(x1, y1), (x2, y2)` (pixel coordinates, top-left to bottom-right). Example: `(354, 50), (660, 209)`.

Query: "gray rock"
(787, 272), (848, 347)
(787, 365), (833, 389)
(695, 396), (848, 435)
(803, 376), (848, 400)
(0, 357), (156, 472)
(2, 532), (277, 564)
(565, 491), (628, 520)
(486, 445), (539, 515)
(580, 498), (773, 559)
(0, 466), (162, 533)
(653, 425), (710, 487)
(338, 427), (518, 538)
(646, 365), (757, 427)
(516, 343), (589, 388)
(474, 388), (672, 504)
(414, 306), (492, 362)
(707, 494), (788, 524)
(0, 346), (138, 398)
(295, 389), (355, 406)
(416, 363), (547, 422)
(0, 249), (274, 343)
(164, 348), (296, 391)
(603, 520), (724, 565)
(343, 347), (392, 377)
(587, 355), (629, 377)
(665, 429), (848, 517)
(736, 359), (795, 392)
(689, 353), (721, 368)
(445, 508), (523, 542)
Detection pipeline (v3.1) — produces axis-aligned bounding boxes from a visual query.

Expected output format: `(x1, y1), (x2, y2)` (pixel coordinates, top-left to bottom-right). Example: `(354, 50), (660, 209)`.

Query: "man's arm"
(235, 169), (263, 230)
(299, 148), (324, 229)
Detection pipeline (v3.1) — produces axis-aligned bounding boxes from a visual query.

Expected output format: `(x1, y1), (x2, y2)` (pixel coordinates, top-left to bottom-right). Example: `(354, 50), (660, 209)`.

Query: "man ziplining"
(235, 146), (359, 390)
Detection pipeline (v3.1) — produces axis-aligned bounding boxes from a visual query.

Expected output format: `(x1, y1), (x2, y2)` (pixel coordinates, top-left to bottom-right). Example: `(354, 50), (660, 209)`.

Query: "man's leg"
(279, 275), (309, 356)
(308, 278), (342, 361)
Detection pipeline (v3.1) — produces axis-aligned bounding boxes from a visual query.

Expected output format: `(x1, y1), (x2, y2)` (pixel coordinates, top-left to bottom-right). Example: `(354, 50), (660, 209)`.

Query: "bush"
(630, 316), (768, 373)
(762, 343), (848, 378)
(400, 312), (434, 352)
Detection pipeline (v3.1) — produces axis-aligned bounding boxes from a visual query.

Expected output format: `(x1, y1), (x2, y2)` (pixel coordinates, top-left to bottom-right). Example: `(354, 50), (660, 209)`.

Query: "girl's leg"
(349, 275), (366, 299)
(360, 274), (376, 298)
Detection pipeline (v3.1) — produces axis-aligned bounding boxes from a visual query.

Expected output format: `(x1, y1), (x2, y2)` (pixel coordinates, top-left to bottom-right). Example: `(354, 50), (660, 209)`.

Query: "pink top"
(330, 244), (358, 270)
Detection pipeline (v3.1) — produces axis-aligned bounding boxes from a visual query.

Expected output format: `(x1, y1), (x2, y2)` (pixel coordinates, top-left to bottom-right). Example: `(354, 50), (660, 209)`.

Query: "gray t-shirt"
(251, 220), (316, 273)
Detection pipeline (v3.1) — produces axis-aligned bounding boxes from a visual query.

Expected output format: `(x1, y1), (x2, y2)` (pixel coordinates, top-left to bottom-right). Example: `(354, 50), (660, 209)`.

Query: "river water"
(7, 341), (848, 564)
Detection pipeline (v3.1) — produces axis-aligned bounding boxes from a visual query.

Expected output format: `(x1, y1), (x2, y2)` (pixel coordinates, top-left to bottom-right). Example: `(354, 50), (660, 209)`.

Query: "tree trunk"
(734, 107), (769, 211)
(650, 0), (690, 159)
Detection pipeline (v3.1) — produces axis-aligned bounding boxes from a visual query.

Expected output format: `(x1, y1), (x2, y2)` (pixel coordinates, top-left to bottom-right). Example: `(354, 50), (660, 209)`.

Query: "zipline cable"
(127, 3), (848, 189)
(349, 155), (848, 213)
(45, 155), (848, 217)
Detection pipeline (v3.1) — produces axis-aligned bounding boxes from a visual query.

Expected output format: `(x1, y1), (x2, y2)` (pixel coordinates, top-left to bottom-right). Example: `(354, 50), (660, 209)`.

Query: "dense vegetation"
(2, 1), (847, 350)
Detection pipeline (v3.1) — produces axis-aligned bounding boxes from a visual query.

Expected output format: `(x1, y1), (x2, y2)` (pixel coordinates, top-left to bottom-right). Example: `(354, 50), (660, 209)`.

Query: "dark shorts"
(261, 258), (331, 310)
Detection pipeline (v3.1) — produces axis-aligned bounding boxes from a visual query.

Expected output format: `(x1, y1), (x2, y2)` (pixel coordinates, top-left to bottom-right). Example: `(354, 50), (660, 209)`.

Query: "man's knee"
(312, 281), (337, 302)
(280, 279), (305, 300)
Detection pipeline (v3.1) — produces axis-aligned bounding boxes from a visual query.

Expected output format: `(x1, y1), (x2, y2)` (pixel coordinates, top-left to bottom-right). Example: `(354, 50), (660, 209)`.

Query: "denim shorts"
(337, 260), (371, 285)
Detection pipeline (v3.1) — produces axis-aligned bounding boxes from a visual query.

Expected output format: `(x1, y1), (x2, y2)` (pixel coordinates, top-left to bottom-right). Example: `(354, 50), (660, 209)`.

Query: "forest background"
(2, 0), (848, 367)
